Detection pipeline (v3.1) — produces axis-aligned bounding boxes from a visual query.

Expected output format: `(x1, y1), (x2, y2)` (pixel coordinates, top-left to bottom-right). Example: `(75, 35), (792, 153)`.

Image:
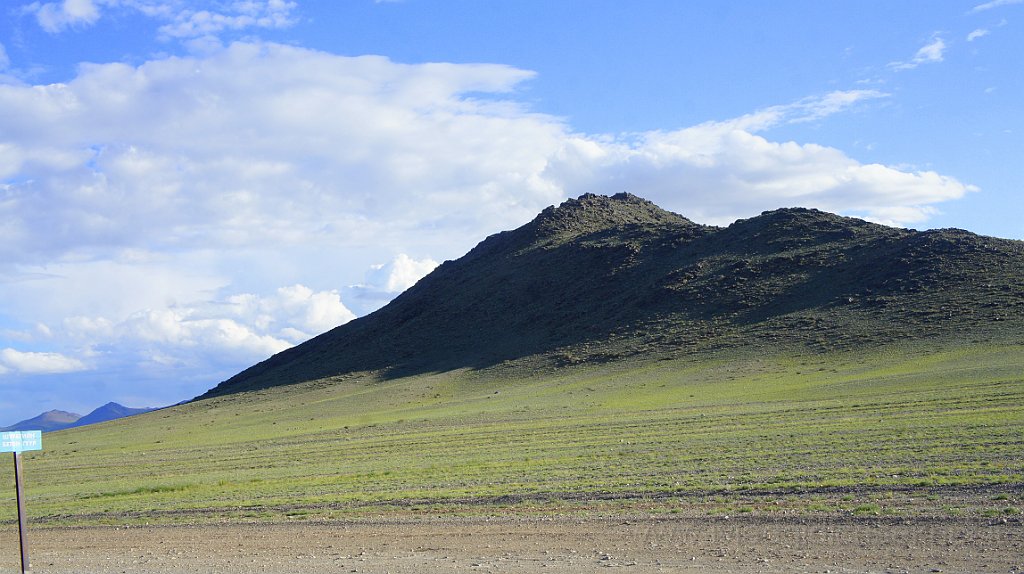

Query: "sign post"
(2, 430), (42, 574)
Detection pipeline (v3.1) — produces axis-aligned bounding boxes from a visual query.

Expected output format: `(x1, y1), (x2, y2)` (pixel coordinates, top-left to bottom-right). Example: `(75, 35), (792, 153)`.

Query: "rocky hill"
(201, 193), (1024, 398)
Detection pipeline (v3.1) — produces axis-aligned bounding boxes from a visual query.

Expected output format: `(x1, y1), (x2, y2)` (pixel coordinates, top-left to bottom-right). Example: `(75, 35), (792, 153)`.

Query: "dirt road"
(3, 515), (1022, 573)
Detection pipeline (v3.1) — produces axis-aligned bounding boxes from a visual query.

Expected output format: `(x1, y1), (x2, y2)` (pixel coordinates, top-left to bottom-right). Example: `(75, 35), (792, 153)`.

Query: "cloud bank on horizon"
(0, 0), (1019, 422)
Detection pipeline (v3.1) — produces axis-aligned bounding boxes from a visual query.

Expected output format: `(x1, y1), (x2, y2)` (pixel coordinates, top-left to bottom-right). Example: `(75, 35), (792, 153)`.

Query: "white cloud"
(858, 205), (940, 227)
(967, 28), (990, 41)
(21, 0), (298, 38)
(223, 284), (357, 340)
(0, 41), (981, 410)
(0, 42), (978, 266)
(348, 254), (440, 314)
(543, 91), (974, 226)
(750, 90), (888, 127)
(0, 258), (229, 325)
(0, 44), (975, 303)
(0, 251), (355, 374)
(913, 38), (946, 63)
(0, 42), (557, 265)
(0, 43), (959, 271)
(58, 282), (356, 372)
(364, 255), (440, 294)
(117, 309), (292, 359)
(26, 0), (101, 33)
(158, 0), (298, 39)
(889, 36), (946, 71)
(970, 0), (1023, 12)
(0, 348), (87, 374)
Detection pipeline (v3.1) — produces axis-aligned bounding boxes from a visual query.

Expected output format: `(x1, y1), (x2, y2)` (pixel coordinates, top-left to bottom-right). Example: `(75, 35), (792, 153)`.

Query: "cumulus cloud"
(1, 252), (356, 378)
(348, 254), (440, 314)
(0, 42), (557, 265)
(59, 282), (355, 373)
(364, 255), (440, 294)
(221, 284), (356, 341)
(0, 45), (966, 271)
(889, 36), (946, 70)
(116, 308), (291, 360)
(24, 0), (101, 33)
(0, 348), (87, 374)
(543, 91), (974, 226)
(0, 42), (977, 284)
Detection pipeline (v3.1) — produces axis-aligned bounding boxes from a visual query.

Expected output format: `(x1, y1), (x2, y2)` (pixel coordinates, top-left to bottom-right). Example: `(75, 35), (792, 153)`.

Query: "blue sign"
(0, 431), (42, 453)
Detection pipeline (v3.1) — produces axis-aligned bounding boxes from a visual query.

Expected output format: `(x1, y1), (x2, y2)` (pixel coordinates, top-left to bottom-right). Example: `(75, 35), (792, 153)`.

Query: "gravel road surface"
(3, 515), (1022, 573)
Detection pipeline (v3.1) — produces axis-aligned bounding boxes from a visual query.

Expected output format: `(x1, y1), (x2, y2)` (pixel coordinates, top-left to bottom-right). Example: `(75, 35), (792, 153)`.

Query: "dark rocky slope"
(202, 193), (1024, 398)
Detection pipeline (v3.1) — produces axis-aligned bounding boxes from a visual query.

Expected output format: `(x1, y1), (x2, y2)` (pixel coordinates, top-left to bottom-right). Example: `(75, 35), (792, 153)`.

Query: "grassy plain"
(2, 343), (1023, 526)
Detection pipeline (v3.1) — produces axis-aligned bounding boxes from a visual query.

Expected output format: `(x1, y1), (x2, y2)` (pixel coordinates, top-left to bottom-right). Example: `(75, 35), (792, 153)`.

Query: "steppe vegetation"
(4, 342), (1021, 526)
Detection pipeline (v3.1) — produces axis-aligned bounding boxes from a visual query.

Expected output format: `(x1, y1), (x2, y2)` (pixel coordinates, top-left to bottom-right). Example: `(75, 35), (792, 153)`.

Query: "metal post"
(14, 452), (31, 574)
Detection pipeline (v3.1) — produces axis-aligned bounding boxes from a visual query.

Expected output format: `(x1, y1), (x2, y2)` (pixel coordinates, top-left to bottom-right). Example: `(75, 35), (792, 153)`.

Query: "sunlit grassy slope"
(4, 343), (1022, 525)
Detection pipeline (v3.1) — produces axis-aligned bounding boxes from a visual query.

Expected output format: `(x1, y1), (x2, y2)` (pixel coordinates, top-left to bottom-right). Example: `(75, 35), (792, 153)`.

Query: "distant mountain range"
(2, 402), (156, 432)
(201, 192), (1024, 399)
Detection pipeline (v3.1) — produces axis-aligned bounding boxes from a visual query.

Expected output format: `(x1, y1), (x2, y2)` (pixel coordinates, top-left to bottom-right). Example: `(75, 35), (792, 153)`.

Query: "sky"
(0, 0), (1021, 425)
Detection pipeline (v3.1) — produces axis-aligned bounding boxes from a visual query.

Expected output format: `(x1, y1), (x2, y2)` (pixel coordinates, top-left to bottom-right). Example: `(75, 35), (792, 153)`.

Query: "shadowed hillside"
(201, 193), (1024, 398)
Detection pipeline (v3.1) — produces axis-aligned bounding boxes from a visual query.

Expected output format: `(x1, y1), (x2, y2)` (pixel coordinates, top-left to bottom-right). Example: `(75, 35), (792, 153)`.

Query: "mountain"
(202, 193), (1024, 398)
(3, 403), (155, 432)
(2, 410), (81, 432)
(65, 402), (156, 428)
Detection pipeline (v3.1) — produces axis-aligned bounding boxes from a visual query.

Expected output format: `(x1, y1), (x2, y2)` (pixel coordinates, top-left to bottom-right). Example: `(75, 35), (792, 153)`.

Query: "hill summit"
(202, 193), (1024, 398)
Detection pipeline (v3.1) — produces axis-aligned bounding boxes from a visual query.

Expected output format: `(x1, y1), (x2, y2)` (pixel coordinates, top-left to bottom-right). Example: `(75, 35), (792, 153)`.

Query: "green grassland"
(3, 343), (1023, 526)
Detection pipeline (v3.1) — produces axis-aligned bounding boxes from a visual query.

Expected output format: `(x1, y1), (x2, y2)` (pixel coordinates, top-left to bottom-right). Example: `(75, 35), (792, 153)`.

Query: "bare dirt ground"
(3, 515), (1022, 573)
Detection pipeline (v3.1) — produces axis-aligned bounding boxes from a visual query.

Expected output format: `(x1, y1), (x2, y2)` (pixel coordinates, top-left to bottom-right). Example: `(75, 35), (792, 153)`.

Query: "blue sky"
(0, 0), (1021, 425)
